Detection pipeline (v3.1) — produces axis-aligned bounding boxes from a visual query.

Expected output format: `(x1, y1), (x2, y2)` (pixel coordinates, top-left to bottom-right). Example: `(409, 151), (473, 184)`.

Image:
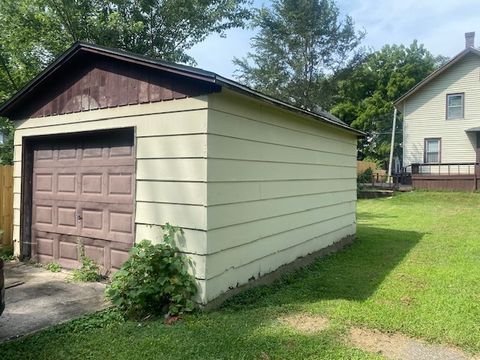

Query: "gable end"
(4, 52), (220, 120)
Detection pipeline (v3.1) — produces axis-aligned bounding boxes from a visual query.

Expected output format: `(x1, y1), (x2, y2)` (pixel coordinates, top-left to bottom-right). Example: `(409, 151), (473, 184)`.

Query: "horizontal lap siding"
(404, 53), (480, 166)
(207, 191), (355, 230)
(206, 210), (355, 279)
(208, 178), (355, 205)
(12, 100), (209, 300)
(205, 90), (357, 301)
(207, 225), (354, 298)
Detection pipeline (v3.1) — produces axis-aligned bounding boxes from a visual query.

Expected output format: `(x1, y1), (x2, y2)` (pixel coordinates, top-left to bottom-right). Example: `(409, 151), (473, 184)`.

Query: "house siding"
(403, 52), (480, 167)
(12, 98), (210, 301)
(204, 89), (357, 301)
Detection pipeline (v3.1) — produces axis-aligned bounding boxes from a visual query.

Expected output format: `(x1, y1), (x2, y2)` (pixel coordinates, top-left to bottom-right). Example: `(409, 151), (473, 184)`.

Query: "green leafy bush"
(0, 243), (14, 261)
(357, 167), (373, 183)
(71, 243), (102, 282)
(45, 262), (61, 272)
(106, 224), (197, 317)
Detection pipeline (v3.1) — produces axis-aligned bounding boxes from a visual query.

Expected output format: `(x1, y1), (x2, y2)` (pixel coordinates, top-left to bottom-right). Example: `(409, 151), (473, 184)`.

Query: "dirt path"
(349, 327), (473, 360)
(279, 313), (477, 360)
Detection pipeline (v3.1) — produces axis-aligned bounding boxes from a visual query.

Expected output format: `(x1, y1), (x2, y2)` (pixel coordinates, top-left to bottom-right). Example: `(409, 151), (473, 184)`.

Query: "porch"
(405, 163), (479, 191)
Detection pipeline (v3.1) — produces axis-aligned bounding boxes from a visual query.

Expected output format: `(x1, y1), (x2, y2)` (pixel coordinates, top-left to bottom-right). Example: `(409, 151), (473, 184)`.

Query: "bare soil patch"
(349, 327), (473, 360)
(279, 313), (330, 334)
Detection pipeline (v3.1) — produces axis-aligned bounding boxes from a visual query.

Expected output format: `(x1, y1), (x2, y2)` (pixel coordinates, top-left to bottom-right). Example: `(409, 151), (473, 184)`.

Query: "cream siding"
(12, 87), (358, 305)
(403, 53), (480, 167)
(204, 89), (357, 302)
(12, 98), (210, 302)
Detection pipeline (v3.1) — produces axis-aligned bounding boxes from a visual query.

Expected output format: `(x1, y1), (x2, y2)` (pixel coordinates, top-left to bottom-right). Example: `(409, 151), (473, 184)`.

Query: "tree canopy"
(0, 0), (252, 164)
(0, 0), (449, 166)
(331, 41), (446, 164)
(234, 0), (365, 111)
(0, 0), (252, 102)
(233, 0), (447, 166)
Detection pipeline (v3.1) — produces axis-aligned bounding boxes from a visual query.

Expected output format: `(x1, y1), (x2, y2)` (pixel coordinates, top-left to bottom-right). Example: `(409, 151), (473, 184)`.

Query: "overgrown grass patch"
(1, 192), (479, 358)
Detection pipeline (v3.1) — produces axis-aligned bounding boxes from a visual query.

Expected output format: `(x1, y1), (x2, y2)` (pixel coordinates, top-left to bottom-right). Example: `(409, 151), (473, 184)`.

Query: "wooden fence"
(0, 165), (14, 247)
(357, 160), (387, 183)
(357, 160), (378, 174)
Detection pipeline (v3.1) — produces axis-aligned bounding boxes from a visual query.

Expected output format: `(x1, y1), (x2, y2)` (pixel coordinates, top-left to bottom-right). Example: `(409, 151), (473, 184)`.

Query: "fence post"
(0, 166), (14, 248)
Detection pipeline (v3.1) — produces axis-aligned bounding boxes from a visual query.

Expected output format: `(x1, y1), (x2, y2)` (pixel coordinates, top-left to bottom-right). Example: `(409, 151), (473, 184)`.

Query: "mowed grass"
(2, 192), (480, 359)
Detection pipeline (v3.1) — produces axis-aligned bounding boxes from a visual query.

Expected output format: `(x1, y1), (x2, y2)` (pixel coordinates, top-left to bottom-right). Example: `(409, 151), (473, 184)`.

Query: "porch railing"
(406, 162), (478, 176)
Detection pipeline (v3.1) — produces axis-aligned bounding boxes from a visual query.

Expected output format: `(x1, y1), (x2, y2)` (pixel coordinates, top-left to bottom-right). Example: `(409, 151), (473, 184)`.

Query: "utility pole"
(388, 108), (397, 184)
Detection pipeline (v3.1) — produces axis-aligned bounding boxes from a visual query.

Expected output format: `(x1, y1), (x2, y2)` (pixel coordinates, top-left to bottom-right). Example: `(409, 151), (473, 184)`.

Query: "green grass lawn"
(2, 192), (480, 359)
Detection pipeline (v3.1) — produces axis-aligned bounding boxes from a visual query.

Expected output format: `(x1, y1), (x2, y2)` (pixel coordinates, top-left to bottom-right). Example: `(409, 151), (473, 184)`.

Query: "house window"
(446, 93), (464, 119)
(424, 138), (441, 163)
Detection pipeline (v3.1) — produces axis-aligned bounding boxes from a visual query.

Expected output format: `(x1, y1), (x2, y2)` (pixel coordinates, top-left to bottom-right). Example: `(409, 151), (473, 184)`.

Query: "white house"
(395, 32), (480, 191)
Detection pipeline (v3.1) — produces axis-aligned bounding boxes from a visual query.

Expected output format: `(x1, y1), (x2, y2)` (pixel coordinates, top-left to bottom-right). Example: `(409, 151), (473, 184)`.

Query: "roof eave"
(216, 76), (365, 137)
(0, 43), (83, 117)
(394, 47), (480, 112)
(0, 42), (364, 137)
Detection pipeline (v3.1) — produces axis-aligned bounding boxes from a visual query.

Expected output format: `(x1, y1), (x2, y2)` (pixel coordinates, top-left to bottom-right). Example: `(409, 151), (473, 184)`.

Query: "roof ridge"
(0, 42), (363, 136)
(394, 47), (480, 108)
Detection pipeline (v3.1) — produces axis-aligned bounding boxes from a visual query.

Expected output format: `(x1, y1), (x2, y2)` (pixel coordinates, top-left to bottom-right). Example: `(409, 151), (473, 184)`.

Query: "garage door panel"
(37, 237), (54, 256)
(34, 205), (54, 225)
(84, 245), (105, 266)
(82, 146), (104, 159)
(35, 147), (54, 161)
(57, 147), (78, 160)
(109, 211), (133, 236)
(81, 173), (104, 194)
(38, 254), (55, 264)
(57, 173), (77, 194)
(108, 172), (134, 196)
(57, 206), (78, 229)
(81, 209), (104, 230)
(31, 129), (135, 272)
(111, 249), (130, 270)
(34, 173), (54, 193)
(109, 144), (133, 158)
(59, 241), (78, 260)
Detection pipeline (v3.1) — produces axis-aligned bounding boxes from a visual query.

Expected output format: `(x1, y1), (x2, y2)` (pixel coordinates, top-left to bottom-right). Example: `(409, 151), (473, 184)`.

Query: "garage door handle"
(77, 214), (82, 221)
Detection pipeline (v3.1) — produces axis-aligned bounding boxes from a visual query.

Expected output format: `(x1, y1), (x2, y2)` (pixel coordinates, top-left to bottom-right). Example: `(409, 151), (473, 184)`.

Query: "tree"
(37, 0), (252, 64)
(234, 0), (364, 110)
(331, 41), (447, 165)
(0, 1), (53, 164)
(0, 0), (252, 164)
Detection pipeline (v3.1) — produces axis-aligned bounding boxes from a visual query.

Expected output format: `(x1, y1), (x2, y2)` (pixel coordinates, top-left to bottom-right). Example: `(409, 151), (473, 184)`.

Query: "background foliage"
(331, 42), (447, 165)
(0, 0), (448, 166)
(234, 0), (447, 166)
(234, 0), (365, 111)
(0, 0), (252, 164)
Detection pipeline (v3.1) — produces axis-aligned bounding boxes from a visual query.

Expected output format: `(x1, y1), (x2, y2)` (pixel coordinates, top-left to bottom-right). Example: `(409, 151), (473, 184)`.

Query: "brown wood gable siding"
(24, 57), (216, 119)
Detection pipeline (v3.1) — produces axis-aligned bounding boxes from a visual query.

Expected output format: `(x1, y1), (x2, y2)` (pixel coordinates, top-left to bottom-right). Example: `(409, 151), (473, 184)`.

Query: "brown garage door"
(31, 129), (135, 272)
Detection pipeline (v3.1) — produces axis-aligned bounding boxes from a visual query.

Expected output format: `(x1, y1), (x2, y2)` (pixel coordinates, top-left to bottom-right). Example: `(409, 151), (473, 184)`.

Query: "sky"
(187, 0), (480, 78)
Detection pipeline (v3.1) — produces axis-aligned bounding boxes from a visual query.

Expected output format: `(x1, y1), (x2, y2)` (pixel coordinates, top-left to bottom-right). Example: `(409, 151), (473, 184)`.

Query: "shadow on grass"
(222, 225), (423, 309)
(0, 225), (422, 360)
(0, 307), (374, 360)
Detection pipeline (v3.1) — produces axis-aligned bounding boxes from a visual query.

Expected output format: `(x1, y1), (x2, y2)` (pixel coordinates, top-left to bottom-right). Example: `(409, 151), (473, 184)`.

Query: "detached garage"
(0, 43), (362, 304)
